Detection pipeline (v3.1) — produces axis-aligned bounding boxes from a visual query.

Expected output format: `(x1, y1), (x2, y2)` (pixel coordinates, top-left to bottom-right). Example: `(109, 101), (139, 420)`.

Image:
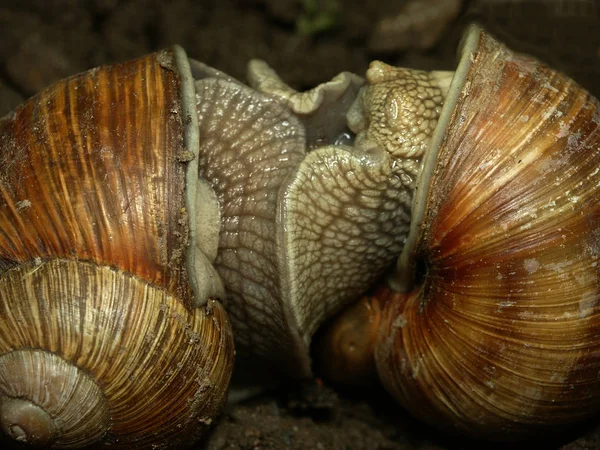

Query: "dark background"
(1, 0), (599, 115)
(1, 1), (599, 449)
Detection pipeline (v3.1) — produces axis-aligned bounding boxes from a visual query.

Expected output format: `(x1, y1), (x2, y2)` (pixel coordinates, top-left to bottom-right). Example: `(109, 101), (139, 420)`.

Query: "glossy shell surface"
(0, 49), (234, 448)
(377, 27), (600, 438)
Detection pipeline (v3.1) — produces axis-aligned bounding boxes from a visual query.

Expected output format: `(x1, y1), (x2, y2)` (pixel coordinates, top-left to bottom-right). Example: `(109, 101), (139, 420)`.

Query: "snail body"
(193, 55), (413, 378)
(323, 26), (600, 439)
(0, 48), (234, 448)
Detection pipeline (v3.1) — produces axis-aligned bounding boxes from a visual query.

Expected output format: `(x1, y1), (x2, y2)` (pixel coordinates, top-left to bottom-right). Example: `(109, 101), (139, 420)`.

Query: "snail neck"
(389, 26), (480, 293)
(346, 62), (454, 293)
(347, 62), (454, 165)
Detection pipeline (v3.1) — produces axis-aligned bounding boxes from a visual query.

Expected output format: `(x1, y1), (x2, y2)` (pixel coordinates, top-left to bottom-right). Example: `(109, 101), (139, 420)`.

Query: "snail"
(0, 48), (235, 448)
(194, 23), (600, 441)
(0, 35), (409, 446)
(317, 24), (600, 440)
(2, 21), (599, 447)
(0, 28), (401, 447)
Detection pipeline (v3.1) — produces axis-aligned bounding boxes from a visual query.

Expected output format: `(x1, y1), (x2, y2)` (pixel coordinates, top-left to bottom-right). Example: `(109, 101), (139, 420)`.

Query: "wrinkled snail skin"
(193, 56), (422, 377)
(0, 49), (234, 448)
(326, 26), (600, 439)
(193, 42), (456, 379)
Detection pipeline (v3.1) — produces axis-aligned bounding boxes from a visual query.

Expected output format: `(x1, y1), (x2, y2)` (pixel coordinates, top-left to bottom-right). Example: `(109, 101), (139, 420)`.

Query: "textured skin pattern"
(195, 78), (308, 370)
(282, 145), (406, 349)
(350, 62), (445, 161)
(195, 73), (420, 376)
(247, 59), (365, 149)
(347, 61), (448, 257)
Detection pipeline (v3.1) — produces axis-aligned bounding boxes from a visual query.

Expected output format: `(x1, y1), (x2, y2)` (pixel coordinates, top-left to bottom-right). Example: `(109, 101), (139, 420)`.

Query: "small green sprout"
(296, 0), (341, 36)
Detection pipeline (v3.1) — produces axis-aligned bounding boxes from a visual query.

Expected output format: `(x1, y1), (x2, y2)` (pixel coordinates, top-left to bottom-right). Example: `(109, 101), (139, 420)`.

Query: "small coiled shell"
(0, 48), (234, 448)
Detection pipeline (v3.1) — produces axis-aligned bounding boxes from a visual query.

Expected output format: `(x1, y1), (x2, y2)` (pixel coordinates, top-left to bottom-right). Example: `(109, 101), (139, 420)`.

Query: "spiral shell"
(0, 48), (234, 448)
(375, 26), (600, 438)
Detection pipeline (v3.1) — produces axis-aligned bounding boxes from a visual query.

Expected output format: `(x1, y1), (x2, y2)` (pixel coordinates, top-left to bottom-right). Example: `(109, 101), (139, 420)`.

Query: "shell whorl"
(375, 26), (600, 438)
(0, 350), (108, 447)
(0, 260), (233, 448)
(0, 48), (234, 447)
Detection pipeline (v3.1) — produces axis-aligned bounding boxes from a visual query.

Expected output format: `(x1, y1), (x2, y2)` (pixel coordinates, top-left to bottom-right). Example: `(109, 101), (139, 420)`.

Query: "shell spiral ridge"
(0, 260), (234, 448)
(0, 49), (234, 447)
(376, 28), (600, 439)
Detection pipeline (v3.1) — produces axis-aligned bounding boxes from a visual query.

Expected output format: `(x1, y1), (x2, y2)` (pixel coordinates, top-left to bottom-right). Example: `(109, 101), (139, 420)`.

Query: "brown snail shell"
(324, 25), (600, 439)
(0, 48), (234, 448)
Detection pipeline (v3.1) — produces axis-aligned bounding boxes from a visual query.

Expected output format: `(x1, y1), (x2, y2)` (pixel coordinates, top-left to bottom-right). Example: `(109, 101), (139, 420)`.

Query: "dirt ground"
(1, 1), (600, 449)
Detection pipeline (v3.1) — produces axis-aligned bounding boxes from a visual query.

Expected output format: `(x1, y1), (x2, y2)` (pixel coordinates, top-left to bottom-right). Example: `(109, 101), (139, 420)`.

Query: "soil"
(1, 1), (600, 449)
